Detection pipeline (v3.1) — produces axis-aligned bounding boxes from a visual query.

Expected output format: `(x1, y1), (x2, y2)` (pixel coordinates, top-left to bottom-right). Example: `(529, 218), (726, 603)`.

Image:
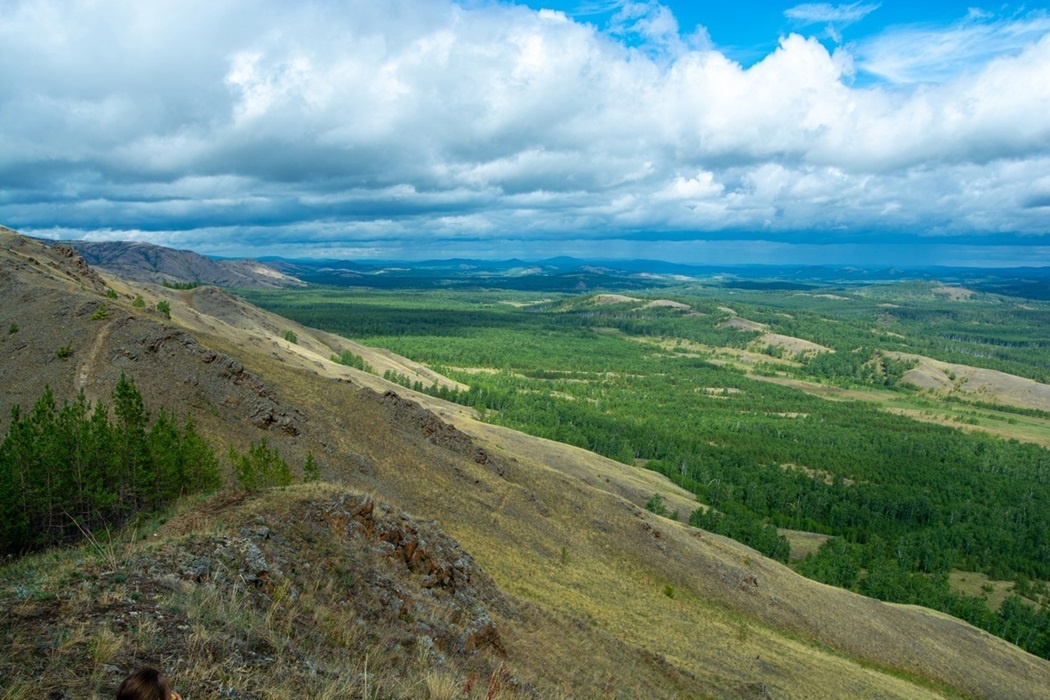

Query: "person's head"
(116, 667), (180, 700)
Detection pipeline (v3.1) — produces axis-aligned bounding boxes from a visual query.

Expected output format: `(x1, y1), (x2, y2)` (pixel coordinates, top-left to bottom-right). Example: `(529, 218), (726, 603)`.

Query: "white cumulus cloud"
(0, 0), (1048, 263)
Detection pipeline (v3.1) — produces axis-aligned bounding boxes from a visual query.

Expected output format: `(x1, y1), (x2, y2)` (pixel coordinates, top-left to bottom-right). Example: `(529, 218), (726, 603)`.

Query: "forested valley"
(241, 280), (1050, 658)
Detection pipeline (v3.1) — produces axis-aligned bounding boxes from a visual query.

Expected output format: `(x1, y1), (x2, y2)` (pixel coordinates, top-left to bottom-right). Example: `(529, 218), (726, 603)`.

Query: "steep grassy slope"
(3, 230), (1050, 698)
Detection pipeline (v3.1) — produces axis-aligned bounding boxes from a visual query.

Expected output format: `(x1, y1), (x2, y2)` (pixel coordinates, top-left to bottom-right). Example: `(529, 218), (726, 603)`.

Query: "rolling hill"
(56, 236), (305, 289)
(2, 229), (1050, 698)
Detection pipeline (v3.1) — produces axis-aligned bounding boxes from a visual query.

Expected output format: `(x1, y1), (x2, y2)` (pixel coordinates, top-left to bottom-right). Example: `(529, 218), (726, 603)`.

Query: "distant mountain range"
(61, 238), (305, 289)
(265, 253), (1050, 297)
(36, 233), (1050, 298)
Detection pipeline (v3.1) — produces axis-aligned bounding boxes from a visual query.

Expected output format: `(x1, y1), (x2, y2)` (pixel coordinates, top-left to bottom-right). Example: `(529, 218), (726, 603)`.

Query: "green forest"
(0, 373), (324, 558)
(239, 281), (1050, 659)
(0, 375), (221, 554)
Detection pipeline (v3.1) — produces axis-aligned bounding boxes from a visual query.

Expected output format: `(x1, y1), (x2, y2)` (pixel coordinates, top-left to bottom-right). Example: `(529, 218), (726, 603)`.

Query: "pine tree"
(181, 416), (221, 492)
(231, 437), (293, 491)
(0, 405), (32, 551)
(28, 387), (63, 544)
(0, 381), (221, 555)
(112, 373), (150, 512)
(148, 409), (183, 505)
(304, 451), (319, 482)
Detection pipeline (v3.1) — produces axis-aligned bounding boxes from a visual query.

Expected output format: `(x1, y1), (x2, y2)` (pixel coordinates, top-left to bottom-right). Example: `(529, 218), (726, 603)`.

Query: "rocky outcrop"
(372, 389), (498, 470)
(157, 489), (507, 659)
(0, 486), (514, 699)
(49, 243), (108, 292)
(111, 324), (305, 435)
(0, 230), (105, 293)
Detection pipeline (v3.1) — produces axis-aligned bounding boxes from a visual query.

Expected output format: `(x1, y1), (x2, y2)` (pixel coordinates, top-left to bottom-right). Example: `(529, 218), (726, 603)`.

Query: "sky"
(2, 1), (1050, 266)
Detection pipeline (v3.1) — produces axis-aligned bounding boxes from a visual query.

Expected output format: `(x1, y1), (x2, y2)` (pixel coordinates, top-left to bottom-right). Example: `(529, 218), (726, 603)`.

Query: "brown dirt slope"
(3, 229), (1050, 699)
(894, 351), (1050, 412)
(720, 316), (768, 332)
(755, 332), (831, 356)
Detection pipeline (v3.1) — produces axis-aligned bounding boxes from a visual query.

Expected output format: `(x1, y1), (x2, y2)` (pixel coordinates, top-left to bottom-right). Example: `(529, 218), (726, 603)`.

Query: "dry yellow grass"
(4, 231), (1050, 699)
(0, 482), (539, 698)
(644, 299), (692, 310)
(948, 571), (1018, 612)
(591, 293), (641, 305)
(199, 338), (1049, 698)
(781, 529), (833, 562)
(164, 280), (1050, 699)
(720, 316), (768, 332)
(893, 352), (1050, 412)
(754, 332), (832, 356)
(932, 285), (975, 301)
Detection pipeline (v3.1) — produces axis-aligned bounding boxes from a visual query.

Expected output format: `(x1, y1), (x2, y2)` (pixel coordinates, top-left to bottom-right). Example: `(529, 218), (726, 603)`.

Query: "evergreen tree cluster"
(333, 349), (373, 373)
(229, 437), (293, 491)
(0, 375), (221, 554)
(161, 279), (202, 290)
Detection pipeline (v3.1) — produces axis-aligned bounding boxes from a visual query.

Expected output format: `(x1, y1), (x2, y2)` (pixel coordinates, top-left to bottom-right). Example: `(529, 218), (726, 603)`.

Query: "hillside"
(59, 237), (304, 289)
(3, 229), (1050, 698)
(895, 351), (1050, 412)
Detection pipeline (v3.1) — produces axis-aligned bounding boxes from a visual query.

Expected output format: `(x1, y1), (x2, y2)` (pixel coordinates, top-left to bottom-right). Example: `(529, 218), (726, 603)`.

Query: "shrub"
(91, 304), (109, 320)
(7, 322), (17, 334)
(105, 288), (118, 299)
(132, 295), (145, 308)
(333, 349), (373, 373)
(303, 451), (319, 482)
(645, 493), (669, 517)
(55, 342), (73, 359)
(230, 438), (293, 491)
(156, 300), (171, 318)
(281, 330), (298, 344)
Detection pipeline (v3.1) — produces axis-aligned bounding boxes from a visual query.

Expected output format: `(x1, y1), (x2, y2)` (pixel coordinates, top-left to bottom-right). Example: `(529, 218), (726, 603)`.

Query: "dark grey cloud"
(1, 0), (1049, 263)
(1023, 193), (1050, 209)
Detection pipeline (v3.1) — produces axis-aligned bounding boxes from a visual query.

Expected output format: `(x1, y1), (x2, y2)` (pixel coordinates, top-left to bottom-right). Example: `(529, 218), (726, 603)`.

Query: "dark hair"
(117, 667), (171, 700)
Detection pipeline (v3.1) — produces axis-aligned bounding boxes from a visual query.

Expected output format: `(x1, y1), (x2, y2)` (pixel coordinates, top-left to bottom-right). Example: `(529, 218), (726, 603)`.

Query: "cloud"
(1, 0), (1049, 264)
(784, 2), (879, 26)
(857, 10), (1050, 83)
(1023, 193), (1050, 209)
(784, 3), (879, 45)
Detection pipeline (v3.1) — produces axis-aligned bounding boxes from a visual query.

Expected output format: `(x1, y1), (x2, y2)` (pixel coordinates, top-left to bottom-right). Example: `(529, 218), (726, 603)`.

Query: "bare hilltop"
(58, 236), (304, 289)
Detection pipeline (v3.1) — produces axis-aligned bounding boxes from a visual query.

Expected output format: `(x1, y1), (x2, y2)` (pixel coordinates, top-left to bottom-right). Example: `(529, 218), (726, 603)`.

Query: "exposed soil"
(592, 293), (640, 305)
(720, 317), (767, 332)
(755, 332), (831, 355)
(895, 352), (1050, 412)
(644, 299), (692, 310)
(932, 285), (975, 301)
